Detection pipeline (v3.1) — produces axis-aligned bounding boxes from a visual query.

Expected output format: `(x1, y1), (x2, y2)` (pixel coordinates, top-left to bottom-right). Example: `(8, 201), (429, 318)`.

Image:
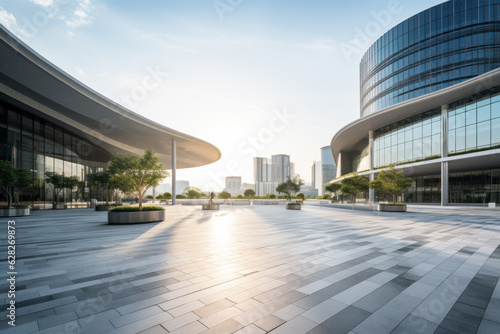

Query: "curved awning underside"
(0, 26), (221, 169)
(331, 68), (500, 165)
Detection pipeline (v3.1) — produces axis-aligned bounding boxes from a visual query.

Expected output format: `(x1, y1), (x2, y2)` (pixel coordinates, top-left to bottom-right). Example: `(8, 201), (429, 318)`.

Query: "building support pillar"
(369, 173), (375, 205)
(368, 130), (375, 205)
(172, 140), (176, 205)
(441, 162), (449, 206)
(441, 105), (449, 206)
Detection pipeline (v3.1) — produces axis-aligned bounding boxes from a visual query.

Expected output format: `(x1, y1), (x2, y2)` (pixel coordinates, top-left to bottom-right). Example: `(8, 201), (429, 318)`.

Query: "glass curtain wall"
(0, 99), (111, 209)
(374, 108), (441, 168)
(361, 0), (500, 117)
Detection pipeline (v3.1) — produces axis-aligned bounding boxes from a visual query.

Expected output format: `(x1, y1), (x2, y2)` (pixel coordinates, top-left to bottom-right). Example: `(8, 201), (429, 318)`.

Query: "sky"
(0, 0), (441, 191)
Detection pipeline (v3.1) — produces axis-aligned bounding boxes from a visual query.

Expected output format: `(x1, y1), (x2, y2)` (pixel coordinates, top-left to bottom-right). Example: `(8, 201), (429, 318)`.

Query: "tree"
(219, 191), (231, 199)
(370, 166), (413, 204)
(45, 172), (79, 204)
(87, 171), (117, 205)
(276, 175), (304, 201)
(325, 182), (342, 201)
(340, 175), (369, 207)
(109, 148), (169, 209)
(163, 192), (172, 203)
(296, 193), (305, 200)
(146, 195), (154, 200)
(266, 193), (276, 199)
(176, 194), (187, 199)
(236, 194), (243, 199)
(244, 189), (256, 198)
(186, 189), (202, 199)
(0, 161), (33, 207)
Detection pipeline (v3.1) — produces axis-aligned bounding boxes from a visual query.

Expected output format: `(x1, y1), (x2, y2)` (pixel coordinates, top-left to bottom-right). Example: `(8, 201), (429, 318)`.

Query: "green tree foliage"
(236, 194), (243, 199)
(244, 189), (256, 198)
(325, 182), (342, 196)
(219, 191), (231, 199)
(45, 172), (79, 204)
(0, 161), (33, 207)
(87, 171), (117, 205)
(266, 193), (277, 199)
(296, 193), (305, 200)
(370, 165), (413, 204)
(340, 174), (369, 206)
(186, 189), (202, 199)
(276, 175), (304, 201)
(146, 195), (154, 200)
(176, 194), (187, 199)
(322, 194), (330, 199)
(163, 192), (172, 200)
(108, 148), (169, 209)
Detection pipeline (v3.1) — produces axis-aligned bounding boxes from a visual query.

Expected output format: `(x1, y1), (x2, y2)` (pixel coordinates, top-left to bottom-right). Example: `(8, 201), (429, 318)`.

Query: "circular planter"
(286, 203), (302, 210)
(108, 210), (165, 224)
(378, 204), (407, 212)
(0, 206), (30, 217)
(202, 204), (219, 210)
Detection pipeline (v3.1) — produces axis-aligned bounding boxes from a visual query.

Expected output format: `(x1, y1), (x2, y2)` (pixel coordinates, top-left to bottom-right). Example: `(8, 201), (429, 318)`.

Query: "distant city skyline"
(0, 0), (441, 188)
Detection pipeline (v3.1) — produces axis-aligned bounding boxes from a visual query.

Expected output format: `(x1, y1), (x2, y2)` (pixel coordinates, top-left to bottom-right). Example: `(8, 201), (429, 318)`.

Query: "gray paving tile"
(6, 206), (500, 334)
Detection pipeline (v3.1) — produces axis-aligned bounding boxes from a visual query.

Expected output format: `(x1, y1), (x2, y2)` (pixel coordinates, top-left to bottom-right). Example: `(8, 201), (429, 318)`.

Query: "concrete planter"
(53, 203), (66, 210)
(108, 210), (165, 224)
(286, 203), (302, 210)
(378, 204), (407, 212)
(0, 206), (30, 217)
(202, 204), (219, 210)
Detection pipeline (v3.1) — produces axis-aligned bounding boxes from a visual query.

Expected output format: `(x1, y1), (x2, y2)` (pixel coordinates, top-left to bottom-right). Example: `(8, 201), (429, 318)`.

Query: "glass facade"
(374, 108), (442, 168)
(361, 0), (500, 117)
(448, 88), (500, 154)
(372, 168), (500, 204)
(0, 99), (112, 209)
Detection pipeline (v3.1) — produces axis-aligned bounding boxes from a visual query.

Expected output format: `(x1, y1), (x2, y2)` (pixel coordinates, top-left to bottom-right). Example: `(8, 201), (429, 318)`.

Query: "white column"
(368, 130), (375, 204)
(441, 161), (449, 206)
(172, 140), (176, 205)
(441, 105), (449, 206)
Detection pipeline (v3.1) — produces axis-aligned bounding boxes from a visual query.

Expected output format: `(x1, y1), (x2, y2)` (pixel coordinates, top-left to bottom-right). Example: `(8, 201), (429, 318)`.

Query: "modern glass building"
(331, 0), (500, 205)
(0, 25), (220, 209)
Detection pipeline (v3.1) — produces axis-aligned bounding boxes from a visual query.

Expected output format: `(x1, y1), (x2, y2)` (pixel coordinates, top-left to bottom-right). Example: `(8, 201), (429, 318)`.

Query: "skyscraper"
(321, 146), (337, 194)
(271, 154), (291, 183)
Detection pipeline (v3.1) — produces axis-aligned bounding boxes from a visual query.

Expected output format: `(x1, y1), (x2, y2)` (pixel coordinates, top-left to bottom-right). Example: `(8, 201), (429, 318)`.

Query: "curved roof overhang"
(0, 26), (221, 169)
(331, 68), (500, 165)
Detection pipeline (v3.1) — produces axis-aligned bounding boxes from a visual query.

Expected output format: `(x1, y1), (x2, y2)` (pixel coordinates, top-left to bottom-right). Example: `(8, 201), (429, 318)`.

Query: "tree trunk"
(138, 187), (143, 209)
(393, 194), (396, 204)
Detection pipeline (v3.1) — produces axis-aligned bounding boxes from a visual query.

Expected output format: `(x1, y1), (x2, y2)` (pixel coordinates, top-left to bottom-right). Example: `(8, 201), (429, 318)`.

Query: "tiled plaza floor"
(1, 204), (500, 334)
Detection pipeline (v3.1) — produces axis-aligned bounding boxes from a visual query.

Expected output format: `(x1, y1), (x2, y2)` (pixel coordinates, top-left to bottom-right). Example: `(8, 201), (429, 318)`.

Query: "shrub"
(236, 194), (243, 199)
(267, 193), (277, 199)
(176, 194), (187, 199)
(218, 191), (231, 199)
(379, 202), (406, 206)
(110, 205), (165, 212)
(322, 194), (330, 199)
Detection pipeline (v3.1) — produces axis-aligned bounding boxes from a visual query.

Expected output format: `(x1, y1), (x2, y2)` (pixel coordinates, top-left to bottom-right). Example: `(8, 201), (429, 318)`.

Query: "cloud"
(29, 0), (54, 7)
(66, 0), (92, 28)
(0, 7), (18, 31)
